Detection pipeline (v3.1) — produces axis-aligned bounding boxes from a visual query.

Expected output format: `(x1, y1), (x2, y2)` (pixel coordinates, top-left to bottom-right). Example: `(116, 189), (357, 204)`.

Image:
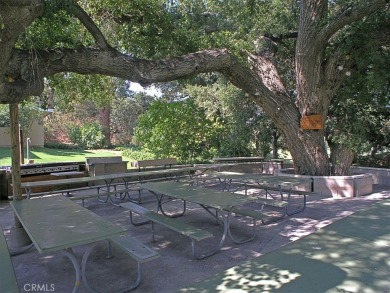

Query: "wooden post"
(9, 103), (32, 246)
(9, 103), (22, 201)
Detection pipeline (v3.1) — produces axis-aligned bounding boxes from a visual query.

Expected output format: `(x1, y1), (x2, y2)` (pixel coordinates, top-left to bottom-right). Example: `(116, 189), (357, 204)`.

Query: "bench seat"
(243, 183), (316, 216)
(0, 228), (19, 293)
(229, 207), (270, 222)
(120, 202), (213, 258)
(70, 187), (140, 207)
(109, 234), (160, 263)
(83, 234), (159, 292)
(132, 158), (178, 171)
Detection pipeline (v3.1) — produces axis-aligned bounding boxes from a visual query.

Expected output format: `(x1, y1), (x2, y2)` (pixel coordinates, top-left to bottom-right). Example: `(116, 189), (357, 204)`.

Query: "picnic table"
(204, 171), (312, 190)
(139, 181), (271, 258)
(10, 197), (125, 293)
(19, 164), (240, 201)
(212, 157), (285, 174)
(213, 157), (265, 163)
(199, 171), (314, 216)
(50, 171), (85, 197)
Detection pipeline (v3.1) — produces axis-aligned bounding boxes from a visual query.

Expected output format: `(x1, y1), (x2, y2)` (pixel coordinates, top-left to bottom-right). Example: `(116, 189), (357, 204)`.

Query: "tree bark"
(100, 106), (111, 147)
(272, 131), (279, 159)
(329, 143), (355, 176)
(9, 104), (22, 200)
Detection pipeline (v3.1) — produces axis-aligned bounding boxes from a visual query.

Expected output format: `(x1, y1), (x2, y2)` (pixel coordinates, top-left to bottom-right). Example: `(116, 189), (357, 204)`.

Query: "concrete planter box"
(350, 166), (390, 186)
(275, 169), (373, 198)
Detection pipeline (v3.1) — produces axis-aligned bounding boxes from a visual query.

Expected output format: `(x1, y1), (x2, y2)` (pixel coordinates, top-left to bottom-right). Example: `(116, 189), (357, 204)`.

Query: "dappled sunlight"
(215, 264), (301, 292)
(280, 218), (326, 241)
(180, 252), (347, 292)
(155, 239), (173, 249)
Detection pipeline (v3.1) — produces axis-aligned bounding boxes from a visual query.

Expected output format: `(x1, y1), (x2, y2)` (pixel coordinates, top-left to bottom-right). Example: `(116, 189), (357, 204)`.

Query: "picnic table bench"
(242, 183), (315, 216)
(121, 202), (213, 259)
(213, 156), (265, 163)
(136, 181), (273, 258)
(131, 158), (178, 171)
(0, 227), (20, 293)
(198, 171), (314, 219)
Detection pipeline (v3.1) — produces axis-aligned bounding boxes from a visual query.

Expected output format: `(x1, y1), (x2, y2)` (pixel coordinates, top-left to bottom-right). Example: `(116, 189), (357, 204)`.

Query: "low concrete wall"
(275, 168), (373, 198)
(311, 174), (373, 198)
(351, 166), (390, 186)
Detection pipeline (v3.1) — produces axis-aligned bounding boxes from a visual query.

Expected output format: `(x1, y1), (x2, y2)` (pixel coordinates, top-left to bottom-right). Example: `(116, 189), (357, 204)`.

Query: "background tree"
(50, 74), (119, 146)
(135, 99), (218, 163)
(111, 91), (155, 145)
(185, 79), (277, 158)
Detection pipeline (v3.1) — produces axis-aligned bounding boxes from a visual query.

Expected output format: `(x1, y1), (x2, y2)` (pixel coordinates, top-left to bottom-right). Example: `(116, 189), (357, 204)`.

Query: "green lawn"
(0, 147), (134, 167)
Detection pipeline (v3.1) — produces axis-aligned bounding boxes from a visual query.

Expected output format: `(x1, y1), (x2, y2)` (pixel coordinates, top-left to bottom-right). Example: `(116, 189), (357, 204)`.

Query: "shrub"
(122, 147), (155, 161)
(68, 122), (105, 149)
(44, 142), (81, 150)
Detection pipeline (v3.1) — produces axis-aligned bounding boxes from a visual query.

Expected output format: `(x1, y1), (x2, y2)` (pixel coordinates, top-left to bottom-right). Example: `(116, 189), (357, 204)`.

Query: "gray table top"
(141, 181), (259, 210)
(10, 197), (125, 253)
(207, 171), (312, 187)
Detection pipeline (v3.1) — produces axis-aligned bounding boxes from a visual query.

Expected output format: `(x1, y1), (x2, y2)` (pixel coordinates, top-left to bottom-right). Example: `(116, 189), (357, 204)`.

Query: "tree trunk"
(100, 106), (111, 147)
(276, 117), (330, 175)
(329, 144), (355, 176)
(272, 131), (278, 159)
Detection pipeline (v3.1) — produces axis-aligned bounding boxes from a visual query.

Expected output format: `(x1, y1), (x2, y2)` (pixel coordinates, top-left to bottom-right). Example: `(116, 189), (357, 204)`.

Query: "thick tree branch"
(320, 0), (388, 43)
(263, 32), (298, 43)
(68, 1), (112, 50)
(0, 0), (44, 102)
(1, 48), (241, 98)
(2, 47), (290, 121)
(323, 23), (390, 99)
(245, 51), (287, 96)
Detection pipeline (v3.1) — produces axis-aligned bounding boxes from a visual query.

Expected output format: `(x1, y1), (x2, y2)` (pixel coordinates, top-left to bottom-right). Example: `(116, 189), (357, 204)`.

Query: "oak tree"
(1, 0), (389, 175)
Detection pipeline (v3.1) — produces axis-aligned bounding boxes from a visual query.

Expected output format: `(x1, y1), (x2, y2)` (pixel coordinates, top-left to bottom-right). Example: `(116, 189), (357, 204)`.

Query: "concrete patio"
(1, 184), (389, 293)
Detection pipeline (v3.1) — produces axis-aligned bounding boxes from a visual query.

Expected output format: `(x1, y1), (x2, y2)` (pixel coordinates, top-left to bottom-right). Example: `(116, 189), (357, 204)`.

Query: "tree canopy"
(1, 0), (389, 175)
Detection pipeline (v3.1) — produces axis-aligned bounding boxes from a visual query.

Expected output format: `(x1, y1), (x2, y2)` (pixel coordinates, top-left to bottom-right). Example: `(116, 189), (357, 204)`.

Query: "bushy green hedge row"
(44, 142), (82, 150)
(117, 145), (155, 161)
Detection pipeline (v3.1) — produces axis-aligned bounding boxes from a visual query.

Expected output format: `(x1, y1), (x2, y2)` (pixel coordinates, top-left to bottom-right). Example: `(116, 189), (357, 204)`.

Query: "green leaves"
(50, 74), (117, 110)
(135, 99), (217, 163)
(68, 121), (105, 149)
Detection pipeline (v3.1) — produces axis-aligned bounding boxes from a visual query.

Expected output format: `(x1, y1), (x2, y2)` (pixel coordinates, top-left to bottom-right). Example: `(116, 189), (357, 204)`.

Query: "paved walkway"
(1, 185), (389, 293)
(179, 197), (390, 292)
